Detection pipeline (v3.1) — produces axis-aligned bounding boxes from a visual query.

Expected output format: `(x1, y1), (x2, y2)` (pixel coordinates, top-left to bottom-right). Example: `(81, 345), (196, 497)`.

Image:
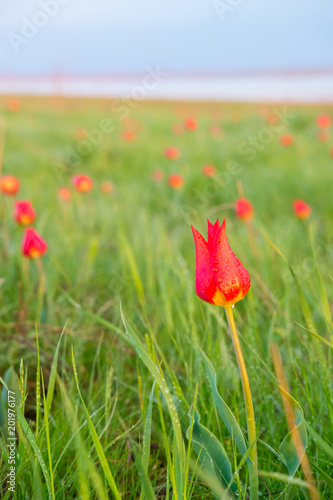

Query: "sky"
(1, 0), (333, 75)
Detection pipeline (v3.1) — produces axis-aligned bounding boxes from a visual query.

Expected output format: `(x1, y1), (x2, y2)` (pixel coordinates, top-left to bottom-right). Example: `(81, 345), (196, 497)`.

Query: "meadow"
(0, 95), (332, 499)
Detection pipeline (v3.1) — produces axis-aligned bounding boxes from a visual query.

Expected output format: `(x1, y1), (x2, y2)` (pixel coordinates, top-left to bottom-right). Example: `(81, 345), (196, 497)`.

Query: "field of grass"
(0, 95), (333, 499)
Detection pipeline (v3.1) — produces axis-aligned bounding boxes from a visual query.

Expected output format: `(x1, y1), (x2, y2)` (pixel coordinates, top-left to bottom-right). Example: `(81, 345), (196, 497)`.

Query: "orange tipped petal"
(207, 218), (219, 246)
(211, 220), (251, 306)
(191, 225), (217, 303)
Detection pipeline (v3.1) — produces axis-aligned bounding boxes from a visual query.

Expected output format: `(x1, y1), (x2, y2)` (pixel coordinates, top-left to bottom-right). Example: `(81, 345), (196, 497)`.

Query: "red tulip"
(317, 130), (329, 142)
(280, 134), (294, 147)
(164, 147), (180, 160)
(22, 228), (47, 258)
(192, 219), (251, 307)
(316, 114), (331, 129)
(202, 165), (216, 177)
(0, 175), (20, 195)
(293, 199), (311, 219)
(14, 201), (36, 226)
(266, 114), (279, 126)
(152, 170), (164, 182)
(75, 128), (88, 140)
(6, 98), (20, 112)
(172, 123), (184, 135)
(235, 198), (254, 221)
(168, 174), (184, 189)
(122, 130), (136, 142)
(184, 117), (197, 131)
(209, 124), (223, 137)
(58, 187), (71, 202)
(101, 181), (114, 194)
(72, 174), (93, 192)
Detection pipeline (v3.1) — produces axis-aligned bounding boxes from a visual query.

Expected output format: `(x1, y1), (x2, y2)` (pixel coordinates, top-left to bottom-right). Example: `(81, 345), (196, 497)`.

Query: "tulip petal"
(191, 226), (217, 303)
(212, 220), (251, 305)
(207, 218), (219, 246)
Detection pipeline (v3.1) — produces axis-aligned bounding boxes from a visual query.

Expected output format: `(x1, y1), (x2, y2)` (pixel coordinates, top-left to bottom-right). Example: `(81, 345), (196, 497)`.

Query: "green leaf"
(295, 321), (333, 350)
(187, 409), (237, 493)
(278, 387), (307, 476)
(120, 306), (185, 500)
(305, 422), (333, 460)
(0, 368), (21, 435)
(142, 382), (155, 478)
(310, 461), (333, 488)
(46, 326), (66, 414)
(71, 346), (121, 500)
(197, 346), (247, 458)
(16, 406), (53, 499)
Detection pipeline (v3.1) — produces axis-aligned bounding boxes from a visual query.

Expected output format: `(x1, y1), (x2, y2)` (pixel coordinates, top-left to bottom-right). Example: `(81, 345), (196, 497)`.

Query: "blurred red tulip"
(168, 174), (184, 189)
(184, 117), (197, 131)
(75, 128), (88, 140)
(101, 181), (114, 194)
(152, 170), (164, 182)
(14, 201), (36, 226)
(22, 228), (47, 258)
(58, 187), (71, 202)
(316, 114), (331, 128)
(72, 174), (93, 192)
(317, 130), (329, 142)
(235, 198), (254, 221)
(6, 98), (20, 112)
(0, 175), (20, 195)
(164, 147), (180, 160)
(172, 123), (184, 135)
(266, 114), (279, 126)
(202, 165), (216, 177)
(122, 130), (136, 142)
(210, 125), (223, 138)
(280, 134), (294, 147)
(293, 199), (311, 219)
(192, 219), (251, 306)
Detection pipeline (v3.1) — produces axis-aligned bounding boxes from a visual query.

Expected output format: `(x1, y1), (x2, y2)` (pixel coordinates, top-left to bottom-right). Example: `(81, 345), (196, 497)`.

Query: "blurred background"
(1, 0), (333, 102)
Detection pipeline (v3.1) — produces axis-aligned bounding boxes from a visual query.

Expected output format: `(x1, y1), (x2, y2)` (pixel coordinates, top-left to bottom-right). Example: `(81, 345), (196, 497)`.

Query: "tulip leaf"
(186, 409), (237, 493)
(197, 346), (248, 458)
(278, 387), (307, 476)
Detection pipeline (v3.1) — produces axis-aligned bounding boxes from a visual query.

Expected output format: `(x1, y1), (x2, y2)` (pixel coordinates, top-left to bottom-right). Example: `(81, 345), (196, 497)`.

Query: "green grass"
(0, 96), (333, 499)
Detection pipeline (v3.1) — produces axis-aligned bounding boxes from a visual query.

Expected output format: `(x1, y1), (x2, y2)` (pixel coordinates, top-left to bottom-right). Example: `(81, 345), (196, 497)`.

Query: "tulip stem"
(225, 305), (258, 500)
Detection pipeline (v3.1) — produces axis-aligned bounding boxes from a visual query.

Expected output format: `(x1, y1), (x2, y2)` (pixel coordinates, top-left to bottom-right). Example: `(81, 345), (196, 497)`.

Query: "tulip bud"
(168, 174), (184, 189)
(192, 219), (251, 307)
(0, 175), (20, 196)
(14, 200), (36, 226)
(22, 228), (47, 258)
(293, 199), (311, 219)
(164, 147), (180, 160)
(72, 174), (93, 192)
(58, 187), (71, 202)
(235, 198), (254, 221)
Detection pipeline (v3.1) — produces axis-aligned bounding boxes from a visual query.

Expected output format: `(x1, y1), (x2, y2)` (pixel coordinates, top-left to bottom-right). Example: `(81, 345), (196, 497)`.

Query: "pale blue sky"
(1, 0), (333, 74)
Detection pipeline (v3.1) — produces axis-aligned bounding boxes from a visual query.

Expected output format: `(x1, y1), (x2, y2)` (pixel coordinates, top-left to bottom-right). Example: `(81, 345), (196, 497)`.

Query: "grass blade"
(71, 346), (121, 500)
